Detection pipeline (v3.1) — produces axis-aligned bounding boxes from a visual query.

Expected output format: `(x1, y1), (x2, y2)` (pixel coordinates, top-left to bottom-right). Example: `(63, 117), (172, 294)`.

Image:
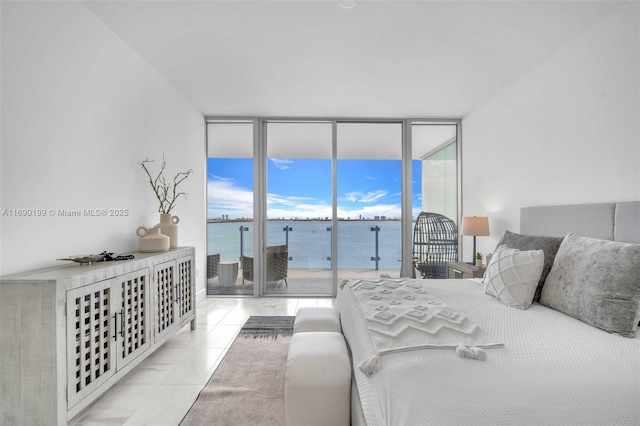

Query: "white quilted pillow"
(483, 246), (544, 310)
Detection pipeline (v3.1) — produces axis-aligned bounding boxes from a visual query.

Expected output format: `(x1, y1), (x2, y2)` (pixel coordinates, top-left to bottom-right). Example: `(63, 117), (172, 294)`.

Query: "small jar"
(136, 226), (170, 252)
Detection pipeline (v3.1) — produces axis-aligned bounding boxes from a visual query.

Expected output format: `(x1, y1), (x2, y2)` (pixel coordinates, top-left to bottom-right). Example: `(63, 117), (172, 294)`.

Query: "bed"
(337, 201), (640, 425)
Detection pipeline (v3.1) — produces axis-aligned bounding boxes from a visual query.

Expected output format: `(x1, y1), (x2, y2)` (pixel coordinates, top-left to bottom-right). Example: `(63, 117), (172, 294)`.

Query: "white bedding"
(337, 278), (640, 426)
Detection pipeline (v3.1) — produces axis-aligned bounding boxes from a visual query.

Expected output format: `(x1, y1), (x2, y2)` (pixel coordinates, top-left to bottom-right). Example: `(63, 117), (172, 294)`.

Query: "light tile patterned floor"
(69, 297), (335, 426)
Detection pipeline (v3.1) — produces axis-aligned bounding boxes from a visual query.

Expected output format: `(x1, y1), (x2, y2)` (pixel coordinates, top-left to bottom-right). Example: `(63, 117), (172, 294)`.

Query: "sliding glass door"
(265, 122), (333, 295)
(205, 117), (460, 297)
(336, 122), (403, 281)
(206, 121), (254, 296)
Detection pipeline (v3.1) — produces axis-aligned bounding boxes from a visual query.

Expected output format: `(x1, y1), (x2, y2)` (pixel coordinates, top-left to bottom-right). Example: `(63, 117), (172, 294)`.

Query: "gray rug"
(238, 316), (295, 339)
(179, 316), (294, 426)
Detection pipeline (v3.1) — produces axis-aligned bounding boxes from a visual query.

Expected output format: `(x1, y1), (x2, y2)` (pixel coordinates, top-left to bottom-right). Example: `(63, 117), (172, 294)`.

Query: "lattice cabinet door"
(176, 256), (194, 323)
(113, 269), (152, 370)
(154, 260), (176, 342)
(66, 279), (116, 410)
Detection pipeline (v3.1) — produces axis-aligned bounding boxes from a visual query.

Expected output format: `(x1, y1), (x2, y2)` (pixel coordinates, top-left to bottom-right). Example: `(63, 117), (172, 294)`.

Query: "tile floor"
(69, 296), (335, 426)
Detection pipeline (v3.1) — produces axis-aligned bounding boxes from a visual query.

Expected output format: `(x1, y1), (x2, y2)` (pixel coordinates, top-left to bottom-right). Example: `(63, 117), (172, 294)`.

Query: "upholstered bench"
(285, 331), (351, 426)
(293, 307), (341, 333)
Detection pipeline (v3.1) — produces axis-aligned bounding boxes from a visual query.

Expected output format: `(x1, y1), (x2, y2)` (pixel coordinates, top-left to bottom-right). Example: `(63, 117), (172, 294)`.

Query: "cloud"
(207, 177), (253, 218)
(209, 178), (401, 220)
(267, 191), (332, 219)
(365, 175), (376, 180)
(209, 174), (234, 181)
(344, 190), (388, 203)
(337, 203), (401, 219)
(268, 202), (333, 220)
(270, 158), (294, 170)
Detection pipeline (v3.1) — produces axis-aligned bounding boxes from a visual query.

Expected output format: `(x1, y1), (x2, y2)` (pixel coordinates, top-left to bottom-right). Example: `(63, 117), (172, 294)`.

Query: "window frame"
(205, 116), (462, 297)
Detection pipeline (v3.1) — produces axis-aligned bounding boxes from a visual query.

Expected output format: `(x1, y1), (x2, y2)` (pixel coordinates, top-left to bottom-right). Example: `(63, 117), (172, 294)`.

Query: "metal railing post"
(283, 226), (293, 260)
(326, 226), (332, 262)
(370, 226), (380, 270)
(239, 225), (249, 260)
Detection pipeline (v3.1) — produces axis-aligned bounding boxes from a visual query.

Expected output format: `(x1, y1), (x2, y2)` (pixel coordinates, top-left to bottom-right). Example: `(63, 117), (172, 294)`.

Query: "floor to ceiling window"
(206, 117), (460, 297)
(411, 122), (460, 279)
(206, 121), (254, 296)
(336, 122), (403, 281)
(412, 123), (458, 221)
(265, 122), (333, 295)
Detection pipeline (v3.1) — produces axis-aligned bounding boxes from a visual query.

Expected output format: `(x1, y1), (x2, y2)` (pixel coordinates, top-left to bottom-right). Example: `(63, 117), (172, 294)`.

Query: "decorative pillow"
(483, 246), (544, 310)
(494, 230), (564, 303)
(540, 233), (640, 338)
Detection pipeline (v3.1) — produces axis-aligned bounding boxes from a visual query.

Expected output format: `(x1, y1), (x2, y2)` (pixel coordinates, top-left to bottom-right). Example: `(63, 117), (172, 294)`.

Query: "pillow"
(540, 233), (640, 338)
(483, 246), (544, 310)
(494, 230), (563, 303)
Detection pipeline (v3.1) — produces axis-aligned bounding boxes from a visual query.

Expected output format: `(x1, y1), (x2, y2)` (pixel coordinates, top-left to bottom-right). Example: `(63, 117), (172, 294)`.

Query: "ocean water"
(207, 220), (402, 270)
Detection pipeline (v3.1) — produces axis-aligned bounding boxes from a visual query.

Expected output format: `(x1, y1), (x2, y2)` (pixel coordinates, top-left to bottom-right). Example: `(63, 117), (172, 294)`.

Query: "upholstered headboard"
(520, 201), (640, 244)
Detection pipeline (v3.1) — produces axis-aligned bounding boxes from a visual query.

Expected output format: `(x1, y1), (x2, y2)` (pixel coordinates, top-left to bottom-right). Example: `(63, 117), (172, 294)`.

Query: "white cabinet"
(65, 269), (153, 410)
(176, 256), (195, 324)
(0, 247), (196, 425)
(65, 278), (117, 410)
(115, 269), (152, 370)
(153, 255), (194, 344)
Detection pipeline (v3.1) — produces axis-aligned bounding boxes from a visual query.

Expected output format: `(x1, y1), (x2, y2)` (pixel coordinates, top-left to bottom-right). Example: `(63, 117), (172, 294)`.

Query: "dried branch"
(139, 155), (192, 214)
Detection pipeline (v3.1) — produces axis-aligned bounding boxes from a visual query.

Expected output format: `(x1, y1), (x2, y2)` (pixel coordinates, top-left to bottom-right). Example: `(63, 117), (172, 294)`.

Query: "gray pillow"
(494, 230), (563, 303)
(540, 233), (640, 338)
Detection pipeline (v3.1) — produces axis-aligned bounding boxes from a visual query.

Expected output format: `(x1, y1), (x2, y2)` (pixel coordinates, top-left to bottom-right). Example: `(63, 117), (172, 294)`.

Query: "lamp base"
(471, 236), (477, 263)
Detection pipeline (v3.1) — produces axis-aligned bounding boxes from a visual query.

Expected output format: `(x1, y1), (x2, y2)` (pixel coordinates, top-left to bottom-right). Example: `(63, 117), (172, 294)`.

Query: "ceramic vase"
(475, 257), (483, 267)
(136, 226), (170, 252)
(154, 213), (179, 249)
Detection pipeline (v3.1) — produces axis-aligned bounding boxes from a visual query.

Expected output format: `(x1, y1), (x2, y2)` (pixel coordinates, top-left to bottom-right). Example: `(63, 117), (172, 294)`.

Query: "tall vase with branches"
(140, 156), (193, 248)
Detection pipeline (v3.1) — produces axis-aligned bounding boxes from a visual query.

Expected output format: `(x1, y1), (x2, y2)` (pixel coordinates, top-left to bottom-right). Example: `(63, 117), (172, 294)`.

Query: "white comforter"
(337, 278), (640, 426)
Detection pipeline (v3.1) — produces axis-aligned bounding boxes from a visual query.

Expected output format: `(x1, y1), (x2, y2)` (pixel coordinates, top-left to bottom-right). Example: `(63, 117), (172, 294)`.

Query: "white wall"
(0, 2), (207, 299)
(461, 3), (640, 260)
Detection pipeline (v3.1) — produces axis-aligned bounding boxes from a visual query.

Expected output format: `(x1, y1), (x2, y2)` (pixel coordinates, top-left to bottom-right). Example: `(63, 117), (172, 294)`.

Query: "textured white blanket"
(339, 278), (502, 375)
(338, 279), (640, 426)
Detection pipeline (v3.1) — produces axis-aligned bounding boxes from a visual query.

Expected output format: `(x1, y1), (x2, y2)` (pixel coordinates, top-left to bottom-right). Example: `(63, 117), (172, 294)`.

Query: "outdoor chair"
(412, 212), (458, 279)
(207, 253), (220, 279)
(241, 244), (288, 286)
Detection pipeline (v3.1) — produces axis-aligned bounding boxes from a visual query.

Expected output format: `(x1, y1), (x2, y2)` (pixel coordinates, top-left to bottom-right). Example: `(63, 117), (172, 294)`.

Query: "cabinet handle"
(113, 313), (118, 340)
(113, 311), (124, 340)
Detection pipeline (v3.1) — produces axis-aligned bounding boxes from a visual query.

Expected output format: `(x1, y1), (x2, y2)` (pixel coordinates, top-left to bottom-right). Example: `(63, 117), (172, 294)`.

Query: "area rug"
(179, 316), (294, 426)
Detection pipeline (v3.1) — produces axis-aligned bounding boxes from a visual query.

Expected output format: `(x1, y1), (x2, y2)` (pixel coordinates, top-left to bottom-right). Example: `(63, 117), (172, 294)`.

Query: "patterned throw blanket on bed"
(339, 278), (503, 375)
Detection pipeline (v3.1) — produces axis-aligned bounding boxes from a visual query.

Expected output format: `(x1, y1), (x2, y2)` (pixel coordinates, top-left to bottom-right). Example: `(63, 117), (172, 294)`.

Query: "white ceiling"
(84, 0), (623, 118)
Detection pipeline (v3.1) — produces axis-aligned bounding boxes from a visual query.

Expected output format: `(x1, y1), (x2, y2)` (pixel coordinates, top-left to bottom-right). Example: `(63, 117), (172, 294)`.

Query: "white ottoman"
(294, 307), (341, 333)
(285, 332), (351, 426)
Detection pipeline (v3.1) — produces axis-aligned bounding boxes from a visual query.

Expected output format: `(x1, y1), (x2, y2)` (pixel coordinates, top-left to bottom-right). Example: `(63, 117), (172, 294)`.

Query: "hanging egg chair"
(412, 212), (458, 279)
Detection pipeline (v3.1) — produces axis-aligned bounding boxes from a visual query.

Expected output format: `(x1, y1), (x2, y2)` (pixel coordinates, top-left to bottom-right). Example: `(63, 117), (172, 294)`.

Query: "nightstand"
(446, 262), (486, 279)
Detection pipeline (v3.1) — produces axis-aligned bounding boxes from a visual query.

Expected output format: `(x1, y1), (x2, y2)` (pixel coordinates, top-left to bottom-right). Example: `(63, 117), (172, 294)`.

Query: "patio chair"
(412, 212), (458, 279)
(207, 253), (220, 279)
(241, 244), (288, 286)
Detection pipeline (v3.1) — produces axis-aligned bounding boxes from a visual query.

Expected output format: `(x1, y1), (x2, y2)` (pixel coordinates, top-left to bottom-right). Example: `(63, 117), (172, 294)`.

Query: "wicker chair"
(207, 253), (220, 279)
(241, 245), (288, 286)
(413, 212), (458, 279)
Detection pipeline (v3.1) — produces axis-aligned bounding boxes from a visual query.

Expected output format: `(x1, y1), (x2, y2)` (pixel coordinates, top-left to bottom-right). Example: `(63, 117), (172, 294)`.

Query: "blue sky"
(207, 158), (421, 220)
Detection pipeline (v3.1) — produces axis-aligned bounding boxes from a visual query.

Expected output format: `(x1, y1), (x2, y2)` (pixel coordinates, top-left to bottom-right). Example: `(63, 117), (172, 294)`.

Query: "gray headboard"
(520, 201), (640, 244)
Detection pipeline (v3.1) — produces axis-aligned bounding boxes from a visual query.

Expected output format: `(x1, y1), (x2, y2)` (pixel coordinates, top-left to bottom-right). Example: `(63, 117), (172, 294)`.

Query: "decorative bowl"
(57, 255), (105, 265)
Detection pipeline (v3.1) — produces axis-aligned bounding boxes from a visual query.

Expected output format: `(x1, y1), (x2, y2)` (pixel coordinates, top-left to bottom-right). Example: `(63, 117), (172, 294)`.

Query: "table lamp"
(461, 216), (490, 262)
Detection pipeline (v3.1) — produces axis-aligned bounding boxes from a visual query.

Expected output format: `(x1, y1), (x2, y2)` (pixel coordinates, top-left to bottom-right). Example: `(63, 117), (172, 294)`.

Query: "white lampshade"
(461, 216), (490, 236)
